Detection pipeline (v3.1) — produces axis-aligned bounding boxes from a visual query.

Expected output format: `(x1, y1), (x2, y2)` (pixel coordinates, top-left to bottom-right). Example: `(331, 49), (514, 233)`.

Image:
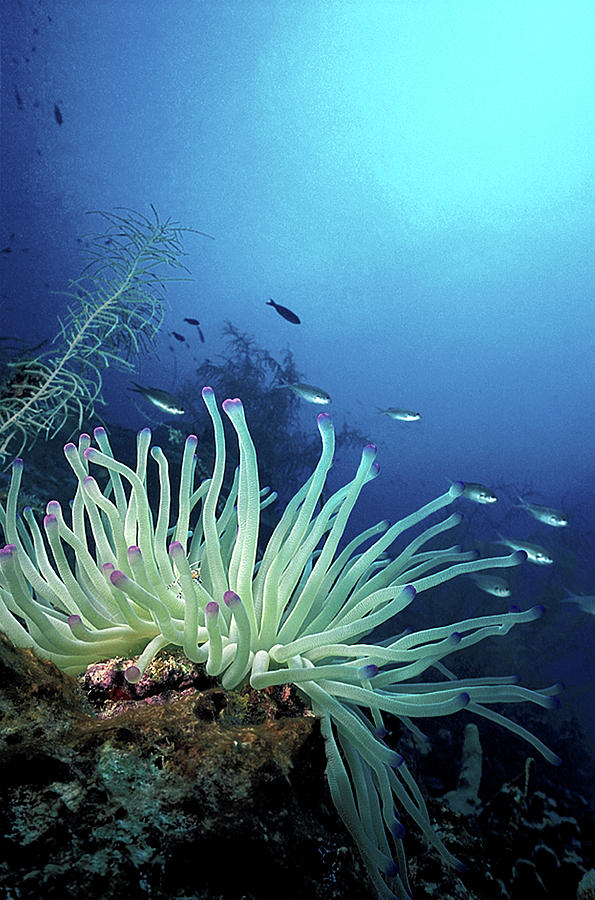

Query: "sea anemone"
(0, 387), (561, 899)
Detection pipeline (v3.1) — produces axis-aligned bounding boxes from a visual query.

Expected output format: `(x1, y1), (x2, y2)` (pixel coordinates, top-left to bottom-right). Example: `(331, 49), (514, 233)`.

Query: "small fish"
(1, 247), (12, 255)
(516, 497), (568, 527)
(266, 298), (301, 324)
(53, 103), (63, 125)
(274, 382), (331, 404)
(184, 318), (205, 343)
(14, 86), (24, 110)
(467, 573), (511, 598)
(496, 534), (553, 565)
(457, 481), (498, 504)
(170, 331), (186, 343)
(560, 592), (595, 616)
(129, 383), (184, 415)
(377, 407), (421, 422)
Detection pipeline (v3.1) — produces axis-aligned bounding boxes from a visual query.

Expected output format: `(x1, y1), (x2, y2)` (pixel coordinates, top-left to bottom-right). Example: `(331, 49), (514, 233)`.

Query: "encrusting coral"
(0, 387), (562, 899)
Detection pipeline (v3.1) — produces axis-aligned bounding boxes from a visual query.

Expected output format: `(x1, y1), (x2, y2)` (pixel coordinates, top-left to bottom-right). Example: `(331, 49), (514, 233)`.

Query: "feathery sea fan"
(0, 387), (561, 899)
(0, 206), (206, 464)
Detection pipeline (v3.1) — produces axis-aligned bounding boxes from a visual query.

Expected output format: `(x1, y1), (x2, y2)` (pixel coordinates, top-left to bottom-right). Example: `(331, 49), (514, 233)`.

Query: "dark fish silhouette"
(53, 103), (63, 125)
(14, 87), (23, 110)
(171, 331), (186, 343)
(184, 318), (205, 343)
(266, 298), (301, 324)
(1, 247), (12, 254)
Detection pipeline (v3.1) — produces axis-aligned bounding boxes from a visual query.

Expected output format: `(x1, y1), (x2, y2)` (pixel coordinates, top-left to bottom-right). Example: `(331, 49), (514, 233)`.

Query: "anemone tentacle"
(0, 387), (561, 900)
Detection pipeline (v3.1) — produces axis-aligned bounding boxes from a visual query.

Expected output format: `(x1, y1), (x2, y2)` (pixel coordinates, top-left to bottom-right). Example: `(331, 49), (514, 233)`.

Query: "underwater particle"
(377, 407), (421, 421)
(129, 383), (185, 415)
(53, 102), (63, 125)
(266, 297), (301, 324)
(273, 382), (331, 404)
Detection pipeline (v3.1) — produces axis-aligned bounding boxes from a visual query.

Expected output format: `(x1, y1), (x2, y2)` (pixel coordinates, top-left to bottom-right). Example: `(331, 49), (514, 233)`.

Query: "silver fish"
(467, 573), (511, 597)
(516, 497), (568, 527)
(561, 593), (595, 615)
(496, 534), (553, 565)
(458, 481), (498, 504)
(275, 382), (331, 404)
(129, 383), (184, 415)
(377, 407), (421, 421)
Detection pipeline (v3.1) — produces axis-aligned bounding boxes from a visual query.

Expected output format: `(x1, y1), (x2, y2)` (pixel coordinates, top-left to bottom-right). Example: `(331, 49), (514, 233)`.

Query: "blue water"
(2, 2), (593, 776)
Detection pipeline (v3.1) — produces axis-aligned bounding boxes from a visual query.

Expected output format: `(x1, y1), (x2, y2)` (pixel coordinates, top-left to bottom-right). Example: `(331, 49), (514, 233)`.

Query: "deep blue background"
(2, 1), (593, 767)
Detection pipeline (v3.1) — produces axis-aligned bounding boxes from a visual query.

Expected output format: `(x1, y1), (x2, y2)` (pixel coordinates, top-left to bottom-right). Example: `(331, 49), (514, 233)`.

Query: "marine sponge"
(0, 387), (561, 899)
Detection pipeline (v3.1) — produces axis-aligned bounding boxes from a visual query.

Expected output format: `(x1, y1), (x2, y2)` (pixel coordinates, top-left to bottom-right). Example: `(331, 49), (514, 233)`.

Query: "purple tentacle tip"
(67, 614), (82, 628)
(12, 458), (24, 468)
(43, 514), (57, 528)
(362, 664), (379, 678)
(391, 820), (407, 839)
(110, 570), (127, 586)
(201, 385), (214, 397)
(222, 398), (243, 414)
(205, 601), (219, 616)
(223, 590), (240, 607)
(169, 541), (184, 555)
(391, 751), (404, 768)
(124, 665), (141, 684)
